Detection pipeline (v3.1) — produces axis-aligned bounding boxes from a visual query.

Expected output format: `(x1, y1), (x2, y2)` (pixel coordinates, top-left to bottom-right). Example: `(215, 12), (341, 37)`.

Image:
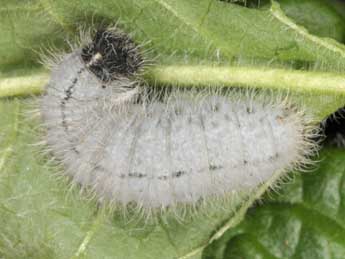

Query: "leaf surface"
(1, 1), (345, 258)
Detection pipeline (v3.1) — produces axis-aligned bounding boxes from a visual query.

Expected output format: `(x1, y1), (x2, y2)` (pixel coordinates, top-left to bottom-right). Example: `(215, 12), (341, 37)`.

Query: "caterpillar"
(40, 26), (318, 213)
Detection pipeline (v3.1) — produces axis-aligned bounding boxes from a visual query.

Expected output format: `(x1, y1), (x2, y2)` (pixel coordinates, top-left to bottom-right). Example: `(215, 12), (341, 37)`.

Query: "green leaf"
(203, 147), (345, 259)
(0, 1), (65, 71)
(329, 0), (345, 21)
(36, 0), (345, 66)
(278, 0), (345, 43)
(1, 1), (345, 259)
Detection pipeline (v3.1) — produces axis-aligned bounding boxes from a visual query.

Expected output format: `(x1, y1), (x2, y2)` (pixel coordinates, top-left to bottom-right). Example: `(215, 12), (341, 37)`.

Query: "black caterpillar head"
(81, 28), (143, 82)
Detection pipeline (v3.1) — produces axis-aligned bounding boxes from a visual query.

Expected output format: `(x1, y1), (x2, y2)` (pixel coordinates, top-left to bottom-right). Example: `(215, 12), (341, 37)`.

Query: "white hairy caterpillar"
(40, 26), (317, 213)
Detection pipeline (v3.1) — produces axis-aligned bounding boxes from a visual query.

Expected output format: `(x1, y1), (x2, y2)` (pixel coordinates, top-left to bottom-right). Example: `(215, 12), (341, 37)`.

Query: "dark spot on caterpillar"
(157, 171), (186, 180)
(64, 85), (74, 101)
(268, 155), (276, 162)
(60, 74), (81, 132)
(101, 85), (107, 89)
(77, 67), (85, 75)
(128, 172), (147, 178)
(212, 104), (220, 112)
(209, 165), (223, 171)
(118, 171), (190, 180)
(64, 74), (80, 101)
(72, 147), (80, 154)
(81, 28), (143, 82)
(246, 107), (254, 114)
(94, 165), (107, 172)
(117, 171), (188, 180)
(174, 107), (183, 115)
(172, 170), (186, 178)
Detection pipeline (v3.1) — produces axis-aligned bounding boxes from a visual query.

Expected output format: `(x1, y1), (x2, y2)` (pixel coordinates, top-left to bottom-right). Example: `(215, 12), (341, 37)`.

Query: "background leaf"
(279, 0), (345, 43)
(1, 0), (345, 69)
(203, 148), (345, 259)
